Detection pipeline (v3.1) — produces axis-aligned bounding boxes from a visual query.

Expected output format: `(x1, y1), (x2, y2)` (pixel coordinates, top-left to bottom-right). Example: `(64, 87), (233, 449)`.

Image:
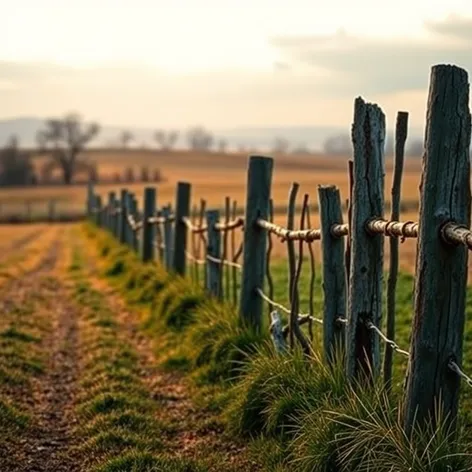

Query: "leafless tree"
(36, 112), (100, 184)
(119, 130), (134, 149)
(217, 138), (228, 154)
(155, 129), (179, 150)
(186, 126), (213, 152)
(272, 137), (290, 154)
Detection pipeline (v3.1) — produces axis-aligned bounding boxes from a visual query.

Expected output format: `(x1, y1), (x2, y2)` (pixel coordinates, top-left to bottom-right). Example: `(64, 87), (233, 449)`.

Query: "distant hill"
(0, 116), (424, 153)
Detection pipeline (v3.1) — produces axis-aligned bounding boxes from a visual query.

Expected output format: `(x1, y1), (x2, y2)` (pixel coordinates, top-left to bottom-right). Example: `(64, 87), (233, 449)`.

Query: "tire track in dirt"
(0, 226), (82, 472)
(79, 238), (260, 471)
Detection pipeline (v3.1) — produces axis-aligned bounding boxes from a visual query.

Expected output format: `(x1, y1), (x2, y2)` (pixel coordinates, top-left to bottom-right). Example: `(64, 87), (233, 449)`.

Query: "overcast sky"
(3, 0), (472, 130)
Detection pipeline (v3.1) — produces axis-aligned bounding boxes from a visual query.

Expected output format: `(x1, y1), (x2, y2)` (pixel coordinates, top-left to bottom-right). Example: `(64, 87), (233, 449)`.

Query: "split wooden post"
(403, 64), (471, 434)
(173, 182), (191, 275)
(346, 97), (386, 383)
(239, 155), (274, 333)
(162, 206), (173, 270)
(119, 189), (128, 244)
(206, 210), (222, 298)
(142, 187), (156, 262)
(318, 185), (346, 366)
(94, 195), (102, 227)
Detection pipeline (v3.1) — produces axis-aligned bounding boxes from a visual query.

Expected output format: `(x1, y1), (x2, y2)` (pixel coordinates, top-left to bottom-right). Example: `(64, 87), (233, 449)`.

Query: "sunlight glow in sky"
(4, 0), (471, 71)
(3, 0), (472, 131)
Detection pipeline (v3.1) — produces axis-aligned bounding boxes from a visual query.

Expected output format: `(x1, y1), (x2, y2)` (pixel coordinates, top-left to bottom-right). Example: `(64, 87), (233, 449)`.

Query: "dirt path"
(0, 226), (82, 472)
(80, 239), (260, 471)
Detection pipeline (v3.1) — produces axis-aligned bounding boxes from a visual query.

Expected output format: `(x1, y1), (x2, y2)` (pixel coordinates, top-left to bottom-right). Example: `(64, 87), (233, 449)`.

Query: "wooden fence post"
(95, 195), (102, 227)
(107, 191), (116, 232)
(239, 155), (273, 333)
(87, 181), (95, 219)
(206, 210), (222, 298)
(403, 64), (471, 434)
(119, 189), (128, 244)
(113, 198), (120, 239)
(142, 187), (156, 262)
(318, 185), (346, 366)
(130, 195), (139, 253)
(346, 97), (386, 383)
(162, 206), (173, 269)
(173, 182), (191, 275)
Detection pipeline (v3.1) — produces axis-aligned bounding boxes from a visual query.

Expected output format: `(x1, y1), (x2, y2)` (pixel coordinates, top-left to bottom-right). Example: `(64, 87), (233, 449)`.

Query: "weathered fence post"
(142, 187), (156, 262)
(346, 97), (386, 383)
(113, 198), (120, 239)
(403, 64), (471, 434)
(318, 185), (346, 366)
(107, 191), (116, 232)
(119, 189), (128, 244)
(162, 206), (173, 269)
(130, 194), (139, 253)
(95, 195), (102, 227)
(239, 155), (273, 333)
(206, 210), (222, 298)
(173, 182), (191, 275)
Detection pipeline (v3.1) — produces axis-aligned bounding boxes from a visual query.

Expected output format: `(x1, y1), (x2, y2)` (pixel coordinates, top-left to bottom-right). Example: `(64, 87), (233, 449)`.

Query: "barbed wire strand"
(449, 361), (472, 388)
(365, 321), (410, 357)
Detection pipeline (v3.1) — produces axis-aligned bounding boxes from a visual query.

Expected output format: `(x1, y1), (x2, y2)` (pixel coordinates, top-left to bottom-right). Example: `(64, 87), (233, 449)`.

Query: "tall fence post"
(346, 97), (386, 383)
(403, 64), (471, 434)
(130, 195), (139, 253)
(87, 181), (95, 219)
(173, 182), (191, 275)
(239, 155), (273, 333)
(318, 185), (346, 366)
(113, 198), (120, 239)
(119, 189), (128, 244)
(142, 187), (156, 262)
(206, 210), (222, 298)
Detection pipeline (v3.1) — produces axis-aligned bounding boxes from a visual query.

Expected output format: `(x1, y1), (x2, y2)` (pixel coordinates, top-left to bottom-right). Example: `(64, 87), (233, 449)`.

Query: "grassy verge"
(68, 244), (208, 472)
(83, 222), (472, 471)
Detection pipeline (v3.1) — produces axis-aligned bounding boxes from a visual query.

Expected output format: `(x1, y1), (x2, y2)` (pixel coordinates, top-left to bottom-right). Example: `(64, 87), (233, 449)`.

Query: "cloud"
(269, 16), (472, 96)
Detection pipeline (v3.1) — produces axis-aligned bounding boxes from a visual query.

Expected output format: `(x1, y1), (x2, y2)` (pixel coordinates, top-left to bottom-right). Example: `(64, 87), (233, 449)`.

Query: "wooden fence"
(88, 64), (472, 438)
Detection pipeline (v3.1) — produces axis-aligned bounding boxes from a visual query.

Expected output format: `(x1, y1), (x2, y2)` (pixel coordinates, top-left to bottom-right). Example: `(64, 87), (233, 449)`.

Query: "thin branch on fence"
(222, 197), (231, 300)
(231, 200), (239, 307)
(345, 160), (353, 301)
(366, 219), (417, 239)
(287, 183), (299, 350)
(291, 193), (313, 356)
(305, 200), (316, 342)
(191, 203), (199, 282)
(265, 199), (275, 323)
(441, 223), (472, 250)
(256, 219), (322, 241)
(384, 110), (408, 391)
(195, 199), (207, 287)
(214, 217), (244, 231)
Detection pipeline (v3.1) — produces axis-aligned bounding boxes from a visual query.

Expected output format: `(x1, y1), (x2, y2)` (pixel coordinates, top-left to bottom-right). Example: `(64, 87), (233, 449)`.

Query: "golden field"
(0, 149), (429, 275)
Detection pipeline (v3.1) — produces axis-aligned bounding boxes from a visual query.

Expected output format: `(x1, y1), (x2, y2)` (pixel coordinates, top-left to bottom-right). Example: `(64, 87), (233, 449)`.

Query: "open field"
(0, 149), (424, 218)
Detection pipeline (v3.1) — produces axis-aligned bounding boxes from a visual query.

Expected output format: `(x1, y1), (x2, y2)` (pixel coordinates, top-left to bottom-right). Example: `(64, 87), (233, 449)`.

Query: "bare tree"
(36, 112), (100, 184)
(155, 129), (179, 150)
(323, 134), (351, 156)
(140, 166), (150, 182)
(186, 126), (213, 152)
(119, 130), (134, 149)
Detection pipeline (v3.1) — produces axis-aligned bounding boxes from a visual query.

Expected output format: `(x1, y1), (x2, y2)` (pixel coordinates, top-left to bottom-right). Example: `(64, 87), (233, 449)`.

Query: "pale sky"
(3, 0), (472, 130)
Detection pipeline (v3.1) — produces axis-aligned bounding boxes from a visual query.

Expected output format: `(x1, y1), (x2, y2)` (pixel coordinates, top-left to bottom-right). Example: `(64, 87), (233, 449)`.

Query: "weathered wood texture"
(94, 195), (102, 227)
(142, 187), (156, 262)
(173, 182), (191, 275)
(206, 210), (222, 298)
(384, 111), (408, 389)
(119, 189), (128, 244)
(318, 185), (346, 365)
(107, 191), (116, 233)
(403, 64), (471, 433)
(239, 156), (273, 333)
(346, 97), (386, 382)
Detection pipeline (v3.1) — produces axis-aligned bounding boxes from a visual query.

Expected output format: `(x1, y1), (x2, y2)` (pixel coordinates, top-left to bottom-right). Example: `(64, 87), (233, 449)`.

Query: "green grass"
(84, 223), (472, 471)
